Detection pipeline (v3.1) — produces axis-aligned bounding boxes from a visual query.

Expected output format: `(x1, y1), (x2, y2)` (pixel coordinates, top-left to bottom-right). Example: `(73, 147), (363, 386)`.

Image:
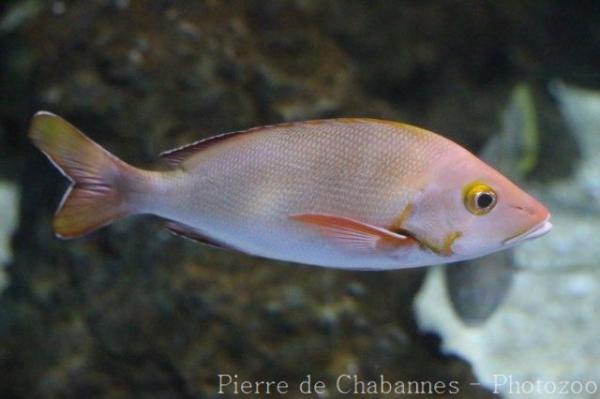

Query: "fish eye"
(476, 192), (494, 209)
(463, 182), (497, 215)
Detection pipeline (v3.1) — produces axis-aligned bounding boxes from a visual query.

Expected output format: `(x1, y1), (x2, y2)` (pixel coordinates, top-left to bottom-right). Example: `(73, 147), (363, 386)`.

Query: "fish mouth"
(503, 215), (552, 246)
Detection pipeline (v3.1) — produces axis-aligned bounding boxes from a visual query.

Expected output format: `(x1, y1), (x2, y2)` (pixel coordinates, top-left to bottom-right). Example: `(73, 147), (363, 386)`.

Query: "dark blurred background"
(0, 1), (598, 398)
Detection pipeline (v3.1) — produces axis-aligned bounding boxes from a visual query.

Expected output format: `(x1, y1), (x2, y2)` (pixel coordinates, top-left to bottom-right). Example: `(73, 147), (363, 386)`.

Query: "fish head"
(404, 154), (551, 259)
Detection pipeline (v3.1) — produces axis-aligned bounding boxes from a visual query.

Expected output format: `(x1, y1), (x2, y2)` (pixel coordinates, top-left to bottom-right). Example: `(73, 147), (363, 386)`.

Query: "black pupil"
(477, 193), (494, 209)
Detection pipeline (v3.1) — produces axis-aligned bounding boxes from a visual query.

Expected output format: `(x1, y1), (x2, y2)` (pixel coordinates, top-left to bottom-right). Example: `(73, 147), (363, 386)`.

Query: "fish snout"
(529, 200), (550, 225)
(503, 203), (552, 246)
(511, 198), (550, 222)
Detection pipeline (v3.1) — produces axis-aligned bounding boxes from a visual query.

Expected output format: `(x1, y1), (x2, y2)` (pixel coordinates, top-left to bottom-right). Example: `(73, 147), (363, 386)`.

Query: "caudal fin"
(29, 111), (139, 238)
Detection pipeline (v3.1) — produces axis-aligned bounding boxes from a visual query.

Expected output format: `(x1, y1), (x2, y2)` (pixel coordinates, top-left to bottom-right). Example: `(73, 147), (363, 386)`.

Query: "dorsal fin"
(160, 131), (247, 167)
(159, 121), (304, 167)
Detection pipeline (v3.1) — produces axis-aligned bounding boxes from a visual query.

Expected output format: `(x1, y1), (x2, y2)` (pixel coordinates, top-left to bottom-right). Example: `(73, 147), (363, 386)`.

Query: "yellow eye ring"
(463, 183), (497, 215)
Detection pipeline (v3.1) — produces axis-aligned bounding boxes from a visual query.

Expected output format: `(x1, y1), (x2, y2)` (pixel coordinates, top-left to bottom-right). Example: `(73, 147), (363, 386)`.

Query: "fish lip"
(503, 215), (552, 246)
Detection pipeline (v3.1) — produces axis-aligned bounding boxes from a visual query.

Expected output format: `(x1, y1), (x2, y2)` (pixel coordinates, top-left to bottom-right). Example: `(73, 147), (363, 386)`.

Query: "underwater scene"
(1, 1), (599, 398)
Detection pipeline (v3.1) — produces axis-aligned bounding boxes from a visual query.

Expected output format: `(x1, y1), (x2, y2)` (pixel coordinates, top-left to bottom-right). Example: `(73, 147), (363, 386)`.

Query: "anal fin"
(166, 222), (233, 250)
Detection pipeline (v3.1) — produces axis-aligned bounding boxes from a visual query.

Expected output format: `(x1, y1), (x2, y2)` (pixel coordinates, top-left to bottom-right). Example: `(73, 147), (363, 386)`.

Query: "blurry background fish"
(1, 1), (599, 398)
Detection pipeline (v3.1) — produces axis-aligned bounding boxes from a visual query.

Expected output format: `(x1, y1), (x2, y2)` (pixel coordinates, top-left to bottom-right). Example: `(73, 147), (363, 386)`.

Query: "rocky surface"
(0, 1), (598, 398)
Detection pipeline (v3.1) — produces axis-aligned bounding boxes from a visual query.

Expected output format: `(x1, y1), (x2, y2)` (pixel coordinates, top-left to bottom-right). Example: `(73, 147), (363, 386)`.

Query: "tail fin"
(29, 111), (138, 239)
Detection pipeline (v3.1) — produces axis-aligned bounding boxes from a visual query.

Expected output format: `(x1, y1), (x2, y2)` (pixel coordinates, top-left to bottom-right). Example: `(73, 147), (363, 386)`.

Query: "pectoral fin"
(289, 213), (416, 250)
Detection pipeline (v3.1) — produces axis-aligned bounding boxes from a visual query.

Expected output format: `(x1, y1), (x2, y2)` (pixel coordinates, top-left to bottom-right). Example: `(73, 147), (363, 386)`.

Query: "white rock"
(414, 266), (600, 398)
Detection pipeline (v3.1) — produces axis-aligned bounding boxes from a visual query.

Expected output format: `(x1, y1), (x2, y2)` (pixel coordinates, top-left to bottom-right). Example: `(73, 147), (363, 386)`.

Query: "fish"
(28, 111), (552, 270)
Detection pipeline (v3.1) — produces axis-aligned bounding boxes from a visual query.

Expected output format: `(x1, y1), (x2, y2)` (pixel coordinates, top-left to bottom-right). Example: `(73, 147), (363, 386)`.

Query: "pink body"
(29, 113), (551, 270)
